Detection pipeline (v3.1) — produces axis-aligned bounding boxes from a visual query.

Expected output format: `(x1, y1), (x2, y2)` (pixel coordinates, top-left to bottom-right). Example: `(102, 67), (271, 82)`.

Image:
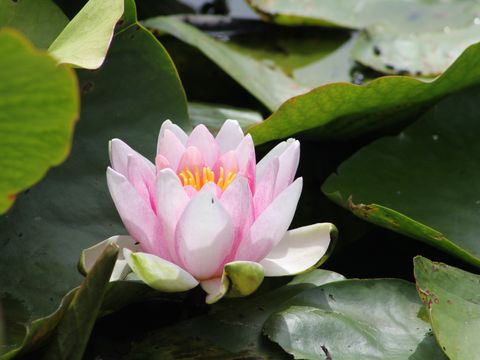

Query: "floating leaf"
(48, 0), (124, 69)
(414, 256), (480, 360)
(0, 29), (78, 214)
(248, 41), (480, 144)
(43, 243), (118, 360)
(0, 3), (188, 355)
(265, 279), (446, 359)
(0, 0), (68, 48)
(144, 16), (309, 110)
(189, 102), (262, 133)
(107, 270), (345, 359)
(246, 0), (480, 31)
(322, 86), (480, 267)
(353, 25), (480, 76)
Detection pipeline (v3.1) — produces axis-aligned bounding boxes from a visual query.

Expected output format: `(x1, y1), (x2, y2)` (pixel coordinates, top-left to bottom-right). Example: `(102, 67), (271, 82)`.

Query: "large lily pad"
(48, 0), (124, 69)
(246, 0), (480, 31)
(248, 40), (480, 144)
(414, 256), (480, 360)
(117, 270), (345, 359)
(145, 16), (309, 111)
(0, 0), (68, 48)
(322, 86), (480, 267)
(0, 29), (79, 214)
(43, 243), (118, 360)
(0, 4), (188, 354)
(264, 279), (446, 359)
(353, 25), (480, 76)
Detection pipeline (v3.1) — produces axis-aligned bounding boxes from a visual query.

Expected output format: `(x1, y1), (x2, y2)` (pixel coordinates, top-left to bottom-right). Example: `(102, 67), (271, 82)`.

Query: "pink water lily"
(83, 120), (333, 303)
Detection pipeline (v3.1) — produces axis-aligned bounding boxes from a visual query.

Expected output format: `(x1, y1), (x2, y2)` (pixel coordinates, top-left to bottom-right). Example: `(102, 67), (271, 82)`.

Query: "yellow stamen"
(178, 165), (237, 191)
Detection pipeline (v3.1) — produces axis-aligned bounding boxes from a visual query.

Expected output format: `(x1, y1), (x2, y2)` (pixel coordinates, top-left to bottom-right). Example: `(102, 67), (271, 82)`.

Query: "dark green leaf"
(121, 270), (345, 359)
(322, 86), (480, 267)
(0, 0), (68, 48)
(0, 7), (188, 355)
(265, 279), (446, 359)
(414, 256), (480, 360)
(248, 41), (480, 144)
(43, 243), (118, 360)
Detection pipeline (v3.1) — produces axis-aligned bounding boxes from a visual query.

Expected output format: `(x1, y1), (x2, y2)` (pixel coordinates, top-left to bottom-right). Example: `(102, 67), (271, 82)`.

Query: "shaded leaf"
(0, 29), (79, 214)
(246, 0), (480, 31)
(353, 25), (480, 76)
(189, 101), (262, 133)
(0, 4), (189, 355)
(322, 87), (480, 267)
(144, 16), (310, 110)
(265, 279), (446, 359)
(120, 270), (345, 359)
(0, 0), (68, 48)
(414, 256), (480, 360)
(42, 243), (118, 360)
(248, 41), (480, 144)
(48, 0), (124, 69)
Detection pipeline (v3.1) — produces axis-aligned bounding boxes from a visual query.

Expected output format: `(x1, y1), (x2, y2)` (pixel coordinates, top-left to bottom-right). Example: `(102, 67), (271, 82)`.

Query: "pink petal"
(109, 138), (154, 177)
(158, 119), (188, 147)
(214, 150), (238, 176)
(187, 124), (220, 167)
(201, 181), (222, 198)
(220, 176), (254, 262)
(157, 129), (186, 172)
(175, 189), (234, 280)
(253, 157), (279, 217)
(274, 140), (300, 197)
(127, 154), (156, 212)
(234, 178), (303, 263)
(106, 167), (168, 259)
(155, 154), (170, 171)
(235, 134), (256, 192)
(155, 169), (190, 263)
(256, 138), (296, 183)
(215, 120), (244, 154)
(177, 146), (205, 173)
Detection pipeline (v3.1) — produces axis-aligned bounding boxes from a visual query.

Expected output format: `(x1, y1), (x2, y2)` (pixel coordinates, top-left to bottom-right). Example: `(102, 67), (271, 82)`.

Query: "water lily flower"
(80, 120), (335, 303)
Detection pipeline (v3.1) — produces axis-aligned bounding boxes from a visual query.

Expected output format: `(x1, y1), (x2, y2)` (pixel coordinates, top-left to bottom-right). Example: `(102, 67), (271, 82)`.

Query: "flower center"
(178, 166), (237, 191)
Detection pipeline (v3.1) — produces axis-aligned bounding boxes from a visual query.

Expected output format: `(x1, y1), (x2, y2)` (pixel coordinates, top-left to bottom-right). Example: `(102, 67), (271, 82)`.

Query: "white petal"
(274, 140), (300, 197)
(215, 119), (244, 154)
(79, 235), (141, 280)
(155, 169), (190, 263)
(175, 189), (234, 280)
(201, 277), (229, 304)
(109, 138), (154, 177)
(256, 138), (296, 183)
(260, 223), (334, 276)
(124, 249), (198, 292)
(235, 178), (303, 262)
(158, 119), (188, 146)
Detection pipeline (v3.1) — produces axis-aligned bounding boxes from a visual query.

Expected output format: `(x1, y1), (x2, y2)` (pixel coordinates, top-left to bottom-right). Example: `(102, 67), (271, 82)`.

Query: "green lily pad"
(120, 270), (345, 359)
(42, 243), (118, 360)
(245, 0), (480, 31)
(48, 0), (124, 69)
(0, 0), (68, 48)
(353, 25), (480, 76)
(248, 40), (480, 144)
(0, 2), (188, 355)
(322, 86), (480, 267)
(144, 16), (309, 111)
(264, 279), (446, 359)
(414, 256), (480, 360)
(189, 101), (262, 133)
(0, 29), (79, 214)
